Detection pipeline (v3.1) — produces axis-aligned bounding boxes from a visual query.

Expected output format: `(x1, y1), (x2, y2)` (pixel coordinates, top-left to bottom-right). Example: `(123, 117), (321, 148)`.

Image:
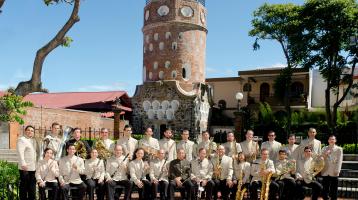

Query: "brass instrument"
(213, 155), (222, 179)
(56, 126), (72, 160)
(305, 154), (325, 183)
(93, 139), (112, 160)
(275, 160), (296, 181)
(259, 163), (272, 200)
(74, 140), (87, 159)
(232, 141), (238, 159)
(207, 137), (214, 159)
(235, 170), (247, 200)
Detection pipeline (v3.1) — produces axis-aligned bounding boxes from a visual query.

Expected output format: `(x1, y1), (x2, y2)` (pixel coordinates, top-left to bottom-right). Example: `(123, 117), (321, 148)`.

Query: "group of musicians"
(17, 123), (343, 200)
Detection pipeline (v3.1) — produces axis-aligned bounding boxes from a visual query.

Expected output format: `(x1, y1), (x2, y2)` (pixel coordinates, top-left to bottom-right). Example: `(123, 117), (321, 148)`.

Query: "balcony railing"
(247, 94), (307, 107)
(146, 0), (205, 6)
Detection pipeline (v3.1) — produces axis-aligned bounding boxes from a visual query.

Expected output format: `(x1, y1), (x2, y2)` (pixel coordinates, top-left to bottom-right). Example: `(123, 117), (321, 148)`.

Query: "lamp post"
(235, 92), (244, 110)
(235, 92), (244, 140)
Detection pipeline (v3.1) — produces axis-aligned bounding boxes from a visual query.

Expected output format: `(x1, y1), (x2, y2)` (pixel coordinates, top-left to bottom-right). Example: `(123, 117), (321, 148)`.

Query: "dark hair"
(124, 125), (132, 130)
(73, 127), (81, 133)
(165, 128), (172, 132)
(304, 146), (313, 151)
(67, 144), (75, 150)
(43, 147), (54, 158)
(328, 134), (336, 139)
(288, 134), (296, 139)
(279, 149), (287, 154)
(25, 125), (35, 131)
(202, 130), (209, 135)
(182, 129), (189, 134)
(267, 130), (275, 135)
(132, 148), (145, 160)
(261, 148), (269, 153)
(51, 122), (60, 128)
(198, 147), (206, 153)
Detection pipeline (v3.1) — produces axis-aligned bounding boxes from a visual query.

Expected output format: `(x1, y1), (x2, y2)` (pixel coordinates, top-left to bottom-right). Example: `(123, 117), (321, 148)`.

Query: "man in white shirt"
(321, 135), (343, 200)
(176, 129), (196, 161)
(92, 128), (114, 160)
(261, 131), (282, 161)
(282, 134), (299, 160)
(150, 149), (169, 200)
(40, 122), (62, 159)
(159, 128), (176, 161)
(138, 127), (160, 161)
(222, 132), (242, 157)
(294, 128), (322, 161)
(197, 131), (217, 158)
(116, 125), (138, 159)
(240, 130), (259, 163)
(17, 125), (38, 200)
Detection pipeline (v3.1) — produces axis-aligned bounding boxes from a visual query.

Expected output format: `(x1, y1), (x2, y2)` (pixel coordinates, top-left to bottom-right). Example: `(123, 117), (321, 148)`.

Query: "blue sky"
(0, 0), (303, 96)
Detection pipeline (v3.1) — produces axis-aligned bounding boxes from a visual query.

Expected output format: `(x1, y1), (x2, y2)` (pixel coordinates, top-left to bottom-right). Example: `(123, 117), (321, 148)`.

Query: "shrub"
(0, 161), (20, 199)
(341, 144), (358, 154)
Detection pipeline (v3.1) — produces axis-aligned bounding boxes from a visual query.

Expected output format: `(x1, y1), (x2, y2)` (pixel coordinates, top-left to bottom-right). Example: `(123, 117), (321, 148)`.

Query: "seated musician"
(58, 144), (87, 200)
(274, 149), (296, 200)
(295, 146), (323, 200)
(190, 148), (214, 200)
(84, 149), (105, 200)
(230, 152), (250, 200)
(150, 149), (170, 200)
(105, 144), (133, 200)
(211, 145), (233, 200)
(250, 148), (279, 200)
(36, 148), (59, 200)
(65, 128), (91, 159)
(129, 148), (151, 200)
(168, 148), (195, 200)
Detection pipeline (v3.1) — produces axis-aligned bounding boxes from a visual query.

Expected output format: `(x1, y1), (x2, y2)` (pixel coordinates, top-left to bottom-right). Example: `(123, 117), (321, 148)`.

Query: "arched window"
(291, 82), (304, 97)
(218, 100), (227, 110)
(182, 68), (187, 79)
(243, 83), (252, 92)
(260, 83), (270, 102)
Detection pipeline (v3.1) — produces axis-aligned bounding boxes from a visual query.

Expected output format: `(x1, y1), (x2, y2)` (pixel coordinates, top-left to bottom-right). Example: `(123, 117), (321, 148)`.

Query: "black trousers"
(213, 179), (230, 200)
(250, 180), (279, 200)
(322, 176), (338, 200)
(86, 179), (105, 200)
(135, 179), (151, 200)
(19, 170), (36, 200)
(152, 180), (169, 200)
(277, 178), (296, 200)
(191, 179), (214, 200)
(230, 182), (250, 200)
(169, 179), (195, 200)
(61, 182), (87, 200)
(106, 180), (133, 200)
(296, 180), (323, 200)
(39, 182), (59, 200)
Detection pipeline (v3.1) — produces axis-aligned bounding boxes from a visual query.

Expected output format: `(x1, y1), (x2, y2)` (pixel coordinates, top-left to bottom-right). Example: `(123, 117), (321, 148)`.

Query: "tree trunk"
(14, 0), (81, 96)
(325, 81), (333, 134)
(284, 77), (292, 137)
(0, 0), (4, 13)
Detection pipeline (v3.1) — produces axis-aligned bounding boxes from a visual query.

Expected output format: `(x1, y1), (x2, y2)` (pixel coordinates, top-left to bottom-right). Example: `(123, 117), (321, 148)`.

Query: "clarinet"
(157, 158), (168, 180)
(111, 153), (129, 178)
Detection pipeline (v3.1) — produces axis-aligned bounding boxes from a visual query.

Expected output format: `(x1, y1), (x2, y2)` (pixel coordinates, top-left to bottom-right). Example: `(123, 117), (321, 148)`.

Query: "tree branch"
(0, 0), (5, 13)
(334, 60), (356, 107)
(14, 0), (81, 96)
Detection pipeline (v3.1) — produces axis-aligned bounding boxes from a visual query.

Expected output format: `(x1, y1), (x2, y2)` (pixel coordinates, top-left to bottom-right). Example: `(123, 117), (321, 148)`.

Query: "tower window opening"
(172, 42), (178, 50)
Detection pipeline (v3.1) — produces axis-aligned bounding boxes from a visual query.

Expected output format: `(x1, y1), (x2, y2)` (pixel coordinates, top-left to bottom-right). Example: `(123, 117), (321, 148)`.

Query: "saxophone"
(207, 137), (214, 159)
(213, 155), (222, 179)
(93, 139), (112, 160)
(235, 169), (247, 200)
(259, 162), (272, 200)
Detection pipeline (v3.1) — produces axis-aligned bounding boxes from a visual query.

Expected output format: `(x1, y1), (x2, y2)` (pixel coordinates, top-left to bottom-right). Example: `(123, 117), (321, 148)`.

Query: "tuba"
(259, 163), (272, 200)
(55, 126), (72, 160)
(93, 139), (112, 160)
(213, 155), (222, 179)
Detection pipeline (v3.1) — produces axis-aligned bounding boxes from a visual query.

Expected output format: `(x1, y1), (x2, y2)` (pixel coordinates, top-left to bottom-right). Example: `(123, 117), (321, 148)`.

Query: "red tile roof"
(22, 91), (130, 109)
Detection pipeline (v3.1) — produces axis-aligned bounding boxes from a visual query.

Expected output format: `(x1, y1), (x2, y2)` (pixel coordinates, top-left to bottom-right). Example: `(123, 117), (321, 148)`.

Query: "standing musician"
(261, 131), (282, 161)
(149, 149), (170, 200)
(116, 125), (138, 160)
(295, 146), (323, 200)
(222, 132), (242, 157)
(240, 130), (259, 163)
(40, 122), (62, 159)
(92, 128), (113, 160)
(85, 149), (105, 200)
(321, 135), (343, 200)
(159, 128), (177, 162)
(211, 145), (233, 200)
(129, 148), (151, 200)
(176, 129), (196, 162)
(58, 144), (87, 200)
(168, 148), (195, 200)
(36, 148), (59, 200)
(105, 144), (133, 200)
(65, 128), (91, 159)
(190, 148), (214, 200)
(231, 152), (250, 200)
(17, 125), (38, 200)
(138, 127), (160, 161)
(294, 128), (322, 161)
(274, 150), (296, 200)
(250, 148), (279, 200)
(197, 131), (217, 158)
(282, 134), (299, 160)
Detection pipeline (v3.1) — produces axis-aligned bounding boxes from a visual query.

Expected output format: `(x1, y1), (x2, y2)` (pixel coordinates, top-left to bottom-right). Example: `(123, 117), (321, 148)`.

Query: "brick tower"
(132, 0), (211, 139)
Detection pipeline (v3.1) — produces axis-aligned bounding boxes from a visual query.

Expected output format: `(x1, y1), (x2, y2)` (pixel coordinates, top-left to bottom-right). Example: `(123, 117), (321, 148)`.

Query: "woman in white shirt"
(129, 148), (151, 200)
(85, 149), (105, 200)
(36, 148), (59, 200)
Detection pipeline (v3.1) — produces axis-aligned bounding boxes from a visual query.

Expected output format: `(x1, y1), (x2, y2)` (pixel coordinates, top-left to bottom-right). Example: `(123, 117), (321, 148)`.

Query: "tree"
(301, 0), (358, 132)
(0, 0), (5, 13)
(0, 92), (33, 125)
(249, 3), (306, 136)
(14, 0), (80, 97)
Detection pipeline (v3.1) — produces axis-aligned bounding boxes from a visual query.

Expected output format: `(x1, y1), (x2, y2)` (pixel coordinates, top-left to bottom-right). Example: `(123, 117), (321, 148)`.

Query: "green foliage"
(132, 134), (144, 140)
(0, 92), (33, 125)
(62, 36), (73, 47)
(0, 161), (20, 199)
(341, 144), (358, 154)
(258, 102), (274, 125)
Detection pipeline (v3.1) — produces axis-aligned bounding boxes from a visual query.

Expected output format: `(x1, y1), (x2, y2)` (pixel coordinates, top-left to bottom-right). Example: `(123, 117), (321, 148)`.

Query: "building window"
(178, 32), (184, 40)
(159, 42), (164, 50)
(154, 33), (159, 41)
(149, 43), (153, 51)
(165, 32), (171, 39)
(165, 61), (171, 68)
(182, 68), (187, 79)
(218, 99), (227, 109)
(291, 81), (304, 97)
(260, 83), (270, 102)
(172, 42), (178, 50)
(172, 71), (177, 78)
(149, 72), (153, 80)
(182, 63), (191, 80)
(159, 71), (164, 79)
(153, 61), (158, 70)
(243, 83), (252, 92)
(143, 66), (146, 81)
(145, 35), (150, 43)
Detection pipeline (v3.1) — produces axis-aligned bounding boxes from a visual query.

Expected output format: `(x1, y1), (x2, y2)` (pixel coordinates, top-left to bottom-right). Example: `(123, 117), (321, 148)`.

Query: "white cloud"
(206, 67), (219, 73)
(77, 82), (130, 92)
(257, 63), (286, 69)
